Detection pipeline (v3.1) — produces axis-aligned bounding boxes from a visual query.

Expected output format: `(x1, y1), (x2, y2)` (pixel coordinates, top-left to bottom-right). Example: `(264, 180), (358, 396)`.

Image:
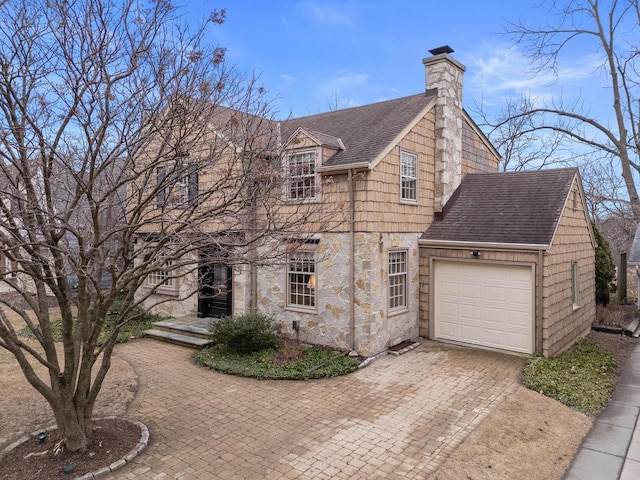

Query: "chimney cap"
(429, 45), (454, 56)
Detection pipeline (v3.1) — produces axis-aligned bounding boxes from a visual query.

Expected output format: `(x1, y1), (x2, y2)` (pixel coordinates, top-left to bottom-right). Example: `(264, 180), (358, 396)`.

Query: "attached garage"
(419, 168), (596, 357)
(433, 260), (534, 354)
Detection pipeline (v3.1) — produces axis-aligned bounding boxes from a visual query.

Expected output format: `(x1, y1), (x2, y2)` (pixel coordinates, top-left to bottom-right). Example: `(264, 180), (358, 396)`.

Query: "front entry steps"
(143, 318), (214, 349)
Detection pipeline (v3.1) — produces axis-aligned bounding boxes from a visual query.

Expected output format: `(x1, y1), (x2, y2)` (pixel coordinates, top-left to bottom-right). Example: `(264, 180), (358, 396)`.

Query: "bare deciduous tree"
(501, 0), (640, 220)
(0, 0), (340, 452)
(473, 94), (573, 171)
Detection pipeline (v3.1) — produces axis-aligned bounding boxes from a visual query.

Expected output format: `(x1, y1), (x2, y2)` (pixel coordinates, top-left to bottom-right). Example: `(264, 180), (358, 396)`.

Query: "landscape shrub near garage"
(523, 338), (616, 415)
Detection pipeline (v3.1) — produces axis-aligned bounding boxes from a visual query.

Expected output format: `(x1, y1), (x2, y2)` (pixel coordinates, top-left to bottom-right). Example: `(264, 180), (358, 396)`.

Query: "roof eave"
(317, 162), (371, 174)
(368, 96), (437, 170)
(418, 239), (550, 251)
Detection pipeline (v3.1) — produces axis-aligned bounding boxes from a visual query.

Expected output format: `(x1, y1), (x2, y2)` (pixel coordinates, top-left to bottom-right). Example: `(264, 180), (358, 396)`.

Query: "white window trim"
(388, 249), (408, 314)
(400, 150), (418, 204)
(286, 250), (317, 312)
(146, 255), (179, 295)
(571, 260), (579, 310)
(284, 149), (320, 203)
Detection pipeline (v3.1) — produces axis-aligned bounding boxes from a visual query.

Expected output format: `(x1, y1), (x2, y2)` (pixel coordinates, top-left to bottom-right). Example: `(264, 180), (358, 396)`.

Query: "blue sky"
(190, 0), (610, 122)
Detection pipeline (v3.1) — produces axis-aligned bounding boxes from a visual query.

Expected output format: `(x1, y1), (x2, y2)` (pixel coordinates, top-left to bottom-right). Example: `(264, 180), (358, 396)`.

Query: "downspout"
(250, 263), (257, 314)
(349, 168), (356, 352)
(537, 249), (544, 355)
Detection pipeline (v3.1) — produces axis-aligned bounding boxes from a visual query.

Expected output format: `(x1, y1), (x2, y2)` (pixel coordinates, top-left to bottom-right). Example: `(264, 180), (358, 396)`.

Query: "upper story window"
(287, 151), (317, 201)
(157, 161), (198, 207)
(400, 151), (417, 202)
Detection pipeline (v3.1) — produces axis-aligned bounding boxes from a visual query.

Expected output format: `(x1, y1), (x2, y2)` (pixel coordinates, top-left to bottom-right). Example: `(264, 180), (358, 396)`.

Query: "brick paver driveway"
(107, 339), (523, 480)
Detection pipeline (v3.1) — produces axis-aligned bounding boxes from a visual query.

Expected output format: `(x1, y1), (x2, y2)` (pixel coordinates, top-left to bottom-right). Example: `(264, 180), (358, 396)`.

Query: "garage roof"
(421, 168), (579, 246)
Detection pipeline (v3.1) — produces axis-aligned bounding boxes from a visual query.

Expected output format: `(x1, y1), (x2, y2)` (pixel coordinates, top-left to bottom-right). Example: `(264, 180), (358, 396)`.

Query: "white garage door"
(434, 261), (534, 354)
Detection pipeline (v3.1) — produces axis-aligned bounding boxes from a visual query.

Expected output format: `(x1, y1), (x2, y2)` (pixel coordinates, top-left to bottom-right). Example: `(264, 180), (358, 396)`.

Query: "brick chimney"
(423, 46), (465, 212)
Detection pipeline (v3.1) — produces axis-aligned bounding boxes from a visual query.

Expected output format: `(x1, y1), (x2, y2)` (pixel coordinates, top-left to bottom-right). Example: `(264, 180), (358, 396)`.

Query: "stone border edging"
(1, 416), (149, 479)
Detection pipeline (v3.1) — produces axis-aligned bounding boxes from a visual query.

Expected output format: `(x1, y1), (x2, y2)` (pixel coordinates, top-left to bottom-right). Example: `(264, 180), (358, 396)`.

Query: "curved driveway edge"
(105, 339), (523, 480)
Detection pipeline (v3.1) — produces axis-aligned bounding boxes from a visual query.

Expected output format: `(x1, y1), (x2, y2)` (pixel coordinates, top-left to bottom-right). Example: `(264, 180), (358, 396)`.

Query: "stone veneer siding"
(257, 232), (420, 357)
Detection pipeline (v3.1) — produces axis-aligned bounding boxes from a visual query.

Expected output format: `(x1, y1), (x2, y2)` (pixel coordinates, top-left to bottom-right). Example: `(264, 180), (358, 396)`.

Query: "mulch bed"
(0, 418), (140, 480)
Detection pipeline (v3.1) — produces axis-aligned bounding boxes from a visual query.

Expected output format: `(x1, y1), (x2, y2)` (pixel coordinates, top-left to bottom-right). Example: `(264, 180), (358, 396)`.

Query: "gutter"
(317, 162), (370, 175)
(418, 239), (549, 252)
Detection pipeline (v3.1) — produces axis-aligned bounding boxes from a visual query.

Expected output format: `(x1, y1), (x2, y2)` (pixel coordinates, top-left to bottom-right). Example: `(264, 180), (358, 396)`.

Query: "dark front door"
(198, 263), (232, 318)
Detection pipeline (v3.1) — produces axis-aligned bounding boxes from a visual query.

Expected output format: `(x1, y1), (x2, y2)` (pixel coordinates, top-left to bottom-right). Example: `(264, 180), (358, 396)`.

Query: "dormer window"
(287, 151), (317, 201)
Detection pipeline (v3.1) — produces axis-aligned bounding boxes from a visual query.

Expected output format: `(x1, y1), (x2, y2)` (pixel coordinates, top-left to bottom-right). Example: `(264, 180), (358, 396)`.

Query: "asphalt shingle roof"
(281, 91), (437, 168)
(421, 168), (579, 246)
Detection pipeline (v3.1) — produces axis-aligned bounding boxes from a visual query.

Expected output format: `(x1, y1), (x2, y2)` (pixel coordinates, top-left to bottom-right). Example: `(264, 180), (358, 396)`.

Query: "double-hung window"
(287, 151), (316, 201)
(157, 161), (198, 207)
(147, 258), (173, 288)
(400, 151), (417, 202)
(389, 250), (407, 310)
(287, 251), (316, 308)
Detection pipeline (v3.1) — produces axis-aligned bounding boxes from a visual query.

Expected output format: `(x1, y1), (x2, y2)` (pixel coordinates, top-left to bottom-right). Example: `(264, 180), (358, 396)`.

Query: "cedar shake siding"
(542, 178), (595, 356)
(419, 168), (595, 357)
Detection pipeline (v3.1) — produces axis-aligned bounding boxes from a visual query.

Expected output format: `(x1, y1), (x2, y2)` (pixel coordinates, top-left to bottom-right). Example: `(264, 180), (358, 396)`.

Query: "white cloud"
(297, 1), (353, 26)
(280, 74), (297, 89)
(462, 41), (605, 109)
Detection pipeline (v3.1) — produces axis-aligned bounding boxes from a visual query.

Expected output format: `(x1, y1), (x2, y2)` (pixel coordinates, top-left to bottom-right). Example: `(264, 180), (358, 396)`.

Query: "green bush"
(593, 222), (616, 305)
(209, 314), (280, 354)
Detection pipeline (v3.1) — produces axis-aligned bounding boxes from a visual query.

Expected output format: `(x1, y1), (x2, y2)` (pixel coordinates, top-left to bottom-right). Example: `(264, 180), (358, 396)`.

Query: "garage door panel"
(509, 288), (531, 306)
(434, 261), (533, 354)
(459, 325), (481, 342)
(439, 279), (459, 296)
(484, 285), (506, 302)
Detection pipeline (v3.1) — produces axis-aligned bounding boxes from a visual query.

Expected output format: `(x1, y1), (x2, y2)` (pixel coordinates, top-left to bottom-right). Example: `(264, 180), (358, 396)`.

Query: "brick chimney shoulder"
(423, 52), (466, 212)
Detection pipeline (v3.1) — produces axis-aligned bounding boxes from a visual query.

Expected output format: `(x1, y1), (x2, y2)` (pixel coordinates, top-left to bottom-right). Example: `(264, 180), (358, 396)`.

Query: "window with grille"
(287, 152), (316, 201)
(287, 251), (316, 308)
(157, 161), (198, 207)
(147, 258), (173, 288)
(400, 151), (417, 202)
(389, 250), (407, 310)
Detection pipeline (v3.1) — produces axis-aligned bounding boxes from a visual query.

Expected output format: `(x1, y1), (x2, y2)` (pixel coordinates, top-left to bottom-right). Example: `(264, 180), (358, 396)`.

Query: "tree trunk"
(51, 394), (90, 451)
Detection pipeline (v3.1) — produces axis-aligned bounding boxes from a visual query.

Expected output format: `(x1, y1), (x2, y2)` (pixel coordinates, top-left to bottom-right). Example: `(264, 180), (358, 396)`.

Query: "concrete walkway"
(104, 339), (523, 480)
(564, 343), (640, 480)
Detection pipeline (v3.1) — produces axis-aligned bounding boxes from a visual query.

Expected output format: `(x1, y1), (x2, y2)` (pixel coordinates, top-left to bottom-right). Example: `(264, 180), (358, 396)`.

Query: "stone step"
(152, 319), (211, 339)
(142, 329), (213, 349)
(626, 318), (640, 336)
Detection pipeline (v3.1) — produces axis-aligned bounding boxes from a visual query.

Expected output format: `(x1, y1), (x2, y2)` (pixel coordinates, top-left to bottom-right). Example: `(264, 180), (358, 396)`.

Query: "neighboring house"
(139, 47), (596, 357)
(627, 225), (640, 305)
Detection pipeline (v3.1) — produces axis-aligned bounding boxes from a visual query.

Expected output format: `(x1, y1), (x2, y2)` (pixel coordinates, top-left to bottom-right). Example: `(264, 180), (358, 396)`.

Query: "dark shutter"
(187, 163), (198, 203)
(156, 166), (166, 206)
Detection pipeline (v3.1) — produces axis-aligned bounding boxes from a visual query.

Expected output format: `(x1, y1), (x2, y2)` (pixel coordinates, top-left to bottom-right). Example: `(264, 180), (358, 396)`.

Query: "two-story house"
(139, 47), (595, 358)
